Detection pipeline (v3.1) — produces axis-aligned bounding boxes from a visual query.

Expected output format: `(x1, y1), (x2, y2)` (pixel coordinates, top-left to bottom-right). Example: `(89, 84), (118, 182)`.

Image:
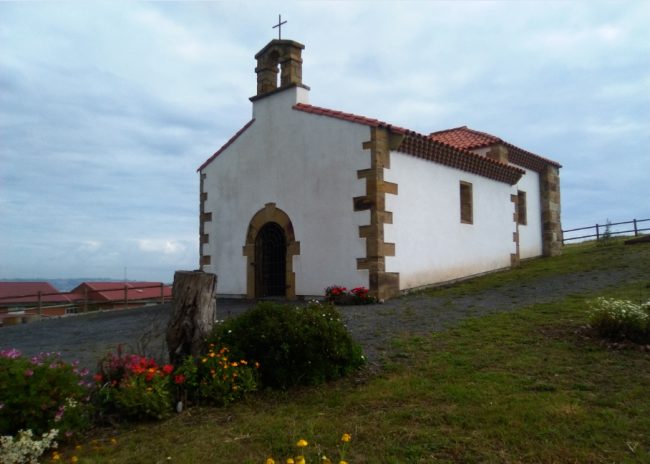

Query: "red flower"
(173, 374), (186, 385)
(93, 373), (103, 383)
(162, 364), (174, 375)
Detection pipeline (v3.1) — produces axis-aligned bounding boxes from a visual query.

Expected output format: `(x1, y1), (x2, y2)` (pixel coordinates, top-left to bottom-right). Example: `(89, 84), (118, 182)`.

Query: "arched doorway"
(255, 222), (286, 297)
(243, 203), (300, 299)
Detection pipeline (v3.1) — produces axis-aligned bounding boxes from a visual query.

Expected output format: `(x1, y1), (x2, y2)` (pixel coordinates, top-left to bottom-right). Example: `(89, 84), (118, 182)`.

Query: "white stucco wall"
(200, 87), (370, 296)
(471, 147), (543, 259)
(384, 152), (517, 290)
(514, 168), (543, 259)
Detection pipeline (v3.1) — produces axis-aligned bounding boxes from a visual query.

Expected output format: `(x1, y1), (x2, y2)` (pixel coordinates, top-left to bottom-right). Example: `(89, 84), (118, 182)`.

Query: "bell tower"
(252, 39), (308, 99)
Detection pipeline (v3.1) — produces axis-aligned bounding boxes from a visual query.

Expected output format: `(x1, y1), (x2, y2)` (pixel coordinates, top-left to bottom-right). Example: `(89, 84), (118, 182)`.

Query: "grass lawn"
(65, 241), (650, 463)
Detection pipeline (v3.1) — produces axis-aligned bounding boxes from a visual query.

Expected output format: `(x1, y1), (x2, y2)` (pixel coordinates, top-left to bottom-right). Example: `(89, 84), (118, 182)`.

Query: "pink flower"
(24, 369), (34, 377)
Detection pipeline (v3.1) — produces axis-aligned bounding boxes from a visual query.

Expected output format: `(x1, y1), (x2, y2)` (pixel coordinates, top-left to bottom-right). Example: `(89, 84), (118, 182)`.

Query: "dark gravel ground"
(1, 256), (648, 372)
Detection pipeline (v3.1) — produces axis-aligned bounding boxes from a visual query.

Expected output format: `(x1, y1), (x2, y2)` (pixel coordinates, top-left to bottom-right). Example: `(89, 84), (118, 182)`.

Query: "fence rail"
(562, 218), (650, 244)
(0, 283), (172, 325)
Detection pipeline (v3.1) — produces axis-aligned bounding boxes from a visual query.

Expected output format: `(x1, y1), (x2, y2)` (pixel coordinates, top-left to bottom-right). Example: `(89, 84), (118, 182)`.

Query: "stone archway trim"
(242, 203), (300, 299)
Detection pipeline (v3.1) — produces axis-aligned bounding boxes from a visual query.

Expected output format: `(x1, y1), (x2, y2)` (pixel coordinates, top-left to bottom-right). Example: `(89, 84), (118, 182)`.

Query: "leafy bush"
(0, 349), (91, 438)
(94, 349), (175, 421)
(193, 345), (258, 405)
(589, 297), (650, 343)
(325, 285), (375, 305)
(208, 301), (364, 389)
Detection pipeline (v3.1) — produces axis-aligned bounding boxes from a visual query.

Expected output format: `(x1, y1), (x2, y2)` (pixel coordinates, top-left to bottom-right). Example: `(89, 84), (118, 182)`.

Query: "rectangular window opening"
(517, 190), (527, 225)
(460, 181), (473, 224)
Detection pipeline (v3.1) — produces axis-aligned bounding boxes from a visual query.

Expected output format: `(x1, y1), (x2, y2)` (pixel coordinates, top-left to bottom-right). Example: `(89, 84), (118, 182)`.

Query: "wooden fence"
(0, 283), (172, 326)
(562, 218), (650, 244)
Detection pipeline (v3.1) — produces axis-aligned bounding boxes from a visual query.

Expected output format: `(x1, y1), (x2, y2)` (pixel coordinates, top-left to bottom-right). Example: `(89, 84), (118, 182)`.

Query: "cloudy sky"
(1, 1), (648, 283)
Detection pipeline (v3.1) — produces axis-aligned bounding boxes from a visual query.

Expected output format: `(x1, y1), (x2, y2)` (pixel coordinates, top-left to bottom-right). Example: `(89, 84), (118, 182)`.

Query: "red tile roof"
(0, 282), (72, 304)
(70, 282), (172, 302)
(197, 119), (255, 172)
(429, 126), (561, 171)
(293, 103), (410, 134)
(293, 103), (525, 185)
(428, 126), (499, 149)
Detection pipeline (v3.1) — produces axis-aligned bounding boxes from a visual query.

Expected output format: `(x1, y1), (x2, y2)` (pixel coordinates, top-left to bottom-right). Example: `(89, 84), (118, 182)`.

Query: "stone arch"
(242, 203), (300, 299)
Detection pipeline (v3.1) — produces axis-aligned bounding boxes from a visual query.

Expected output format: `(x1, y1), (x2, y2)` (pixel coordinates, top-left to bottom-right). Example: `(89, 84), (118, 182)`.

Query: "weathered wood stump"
(166, 271), (217, 365)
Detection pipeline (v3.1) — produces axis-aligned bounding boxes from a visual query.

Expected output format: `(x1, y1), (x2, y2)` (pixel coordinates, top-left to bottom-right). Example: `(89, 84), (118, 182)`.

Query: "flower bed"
(325, 286), (375, 305)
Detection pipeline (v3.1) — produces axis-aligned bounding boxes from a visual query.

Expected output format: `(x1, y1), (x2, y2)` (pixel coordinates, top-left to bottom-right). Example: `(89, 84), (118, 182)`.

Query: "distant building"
(69, 282), (172, 310)
(0, 282), (72, 323)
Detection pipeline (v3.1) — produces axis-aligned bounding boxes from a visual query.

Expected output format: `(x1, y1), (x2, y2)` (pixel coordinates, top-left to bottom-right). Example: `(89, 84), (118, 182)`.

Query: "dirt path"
(2, 246), (648, 372)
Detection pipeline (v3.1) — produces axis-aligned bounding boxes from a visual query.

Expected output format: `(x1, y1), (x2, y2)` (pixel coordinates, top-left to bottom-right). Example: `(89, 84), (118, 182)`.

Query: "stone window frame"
(460, 181), (473, 224)
(517, 190), (527, 226)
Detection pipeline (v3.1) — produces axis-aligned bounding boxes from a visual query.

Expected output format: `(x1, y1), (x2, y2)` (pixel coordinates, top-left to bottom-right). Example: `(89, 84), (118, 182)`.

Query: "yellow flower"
(52, 451), (61, 461)
(296, 457), (305, 464)
(75, 445), (82, 450)
(296, 439), (308, 447)
(110, 438), (118, 445)
(339, 461), (348, 464)
(286, 459), (294, 464)
(266, 459), (275, 464)
(341, 433), (351, 443)
(71, 456), (79, 463)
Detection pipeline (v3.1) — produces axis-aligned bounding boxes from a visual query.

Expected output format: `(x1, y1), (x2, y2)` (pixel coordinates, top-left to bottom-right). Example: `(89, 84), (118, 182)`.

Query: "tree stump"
(166, 271), (217, 365)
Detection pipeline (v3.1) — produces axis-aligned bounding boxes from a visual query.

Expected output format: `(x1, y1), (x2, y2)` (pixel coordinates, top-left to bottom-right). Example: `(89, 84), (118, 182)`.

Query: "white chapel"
(197, 39), (562, 300)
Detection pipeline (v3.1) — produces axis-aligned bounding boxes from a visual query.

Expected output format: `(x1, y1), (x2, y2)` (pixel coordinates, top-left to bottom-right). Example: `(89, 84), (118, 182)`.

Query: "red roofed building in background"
(0, 282), (72, 323)
(69, 282), (172, 310)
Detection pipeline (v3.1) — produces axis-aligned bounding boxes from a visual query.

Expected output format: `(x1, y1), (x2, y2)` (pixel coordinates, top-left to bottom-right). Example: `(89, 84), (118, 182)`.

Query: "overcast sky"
(1, 1), (648, 283)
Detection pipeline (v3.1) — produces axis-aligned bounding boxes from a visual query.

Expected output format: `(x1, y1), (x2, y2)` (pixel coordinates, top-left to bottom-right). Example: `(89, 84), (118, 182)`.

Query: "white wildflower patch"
(0, 429), (58, 464)
(589, 297), (650, 342)
(590, 297), (649, 322)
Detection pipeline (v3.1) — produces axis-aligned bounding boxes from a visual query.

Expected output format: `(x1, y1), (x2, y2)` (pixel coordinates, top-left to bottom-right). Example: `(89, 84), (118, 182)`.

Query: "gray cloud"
(1, 1), (648, 281)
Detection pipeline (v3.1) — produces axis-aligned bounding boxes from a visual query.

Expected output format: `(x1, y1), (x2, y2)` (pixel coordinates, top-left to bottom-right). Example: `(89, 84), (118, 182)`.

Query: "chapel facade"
(197, 39), (562, 300)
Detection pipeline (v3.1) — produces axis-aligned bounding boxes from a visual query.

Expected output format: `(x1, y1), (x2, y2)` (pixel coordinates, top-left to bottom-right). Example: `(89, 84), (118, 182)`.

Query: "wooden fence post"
(166, 271), (217, 365)
(37, 291), (42, 320)
(124, 285), (128, 310)
(595, 223), (600, 240)
(83, 287), (88, 313)
(634, 219), (638, 236)
(160, 283), (165, 304)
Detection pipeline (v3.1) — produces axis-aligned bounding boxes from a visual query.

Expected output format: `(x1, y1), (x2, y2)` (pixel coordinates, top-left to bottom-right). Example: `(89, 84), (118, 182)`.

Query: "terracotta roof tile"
(293, 103), (408, 134)
(429, 126), (561, 171)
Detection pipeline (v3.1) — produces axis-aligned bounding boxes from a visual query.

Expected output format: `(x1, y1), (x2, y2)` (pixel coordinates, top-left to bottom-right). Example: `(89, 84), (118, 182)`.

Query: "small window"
(460, 181), (473, 224)
(517, 190), (527, 225)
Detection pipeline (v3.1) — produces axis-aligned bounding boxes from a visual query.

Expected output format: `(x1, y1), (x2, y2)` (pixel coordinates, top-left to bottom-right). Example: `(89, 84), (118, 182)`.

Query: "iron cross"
(272, 14), (287, 40)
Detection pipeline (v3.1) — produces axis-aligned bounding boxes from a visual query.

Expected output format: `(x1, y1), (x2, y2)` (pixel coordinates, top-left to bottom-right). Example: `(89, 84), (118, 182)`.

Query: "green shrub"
(0, 349), (91, 438)
(589, 297), (650, 343)
(93, 349), (174, 421)
(194, 345), (258, 405)
(208, 301), (364, 389)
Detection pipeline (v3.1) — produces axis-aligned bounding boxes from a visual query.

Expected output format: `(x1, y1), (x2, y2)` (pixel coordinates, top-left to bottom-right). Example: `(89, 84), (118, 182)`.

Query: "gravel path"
(2, 253), (648, 372)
